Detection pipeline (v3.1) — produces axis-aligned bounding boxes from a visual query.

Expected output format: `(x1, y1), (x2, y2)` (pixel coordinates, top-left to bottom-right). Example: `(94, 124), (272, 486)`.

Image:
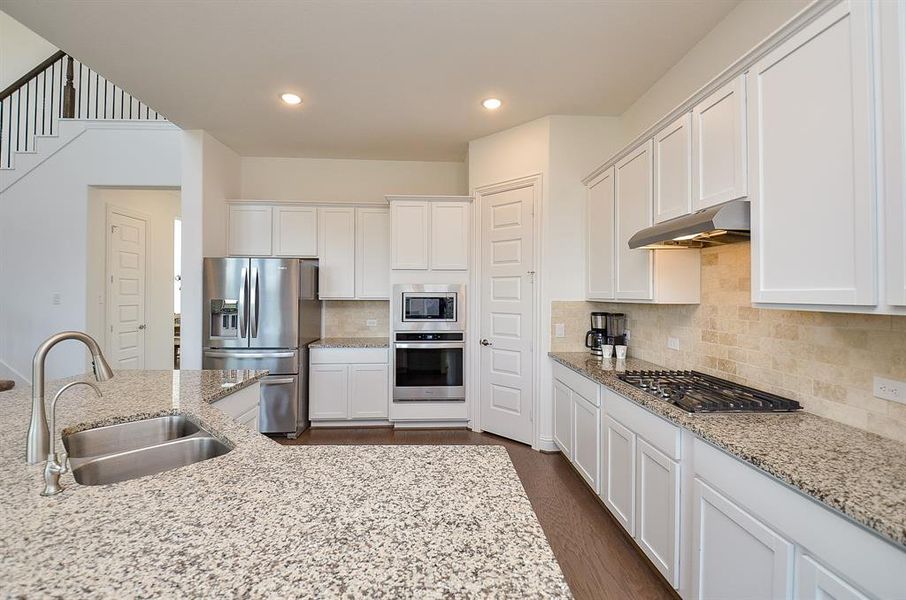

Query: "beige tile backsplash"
(551, 243), (906, 442)
(322, 300), (389, 337)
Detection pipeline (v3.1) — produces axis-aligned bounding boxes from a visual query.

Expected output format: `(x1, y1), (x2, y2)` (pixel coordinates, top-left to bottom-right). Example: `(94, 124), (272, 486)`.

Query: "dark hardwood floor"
(277, 428), (675, 600)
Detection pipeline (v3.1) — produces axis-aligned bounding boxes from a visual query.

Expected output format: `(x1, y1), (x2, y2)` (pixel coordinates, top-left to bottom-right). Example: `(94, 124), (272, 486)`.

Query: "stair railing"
(0, 52), (165, 169)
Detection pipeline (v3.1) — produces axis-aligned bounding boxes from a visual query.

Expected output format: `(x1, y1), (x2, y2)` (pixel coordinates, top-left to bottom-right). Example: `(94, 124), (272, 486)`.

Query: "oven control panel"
(394, 332), (464, 342)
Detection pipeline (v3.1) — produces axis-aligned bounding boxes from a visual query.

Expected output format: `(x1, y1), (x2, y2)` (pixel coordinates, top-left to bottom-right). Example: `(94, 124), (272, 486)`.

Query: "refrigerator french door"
(202, 258), (320, 436)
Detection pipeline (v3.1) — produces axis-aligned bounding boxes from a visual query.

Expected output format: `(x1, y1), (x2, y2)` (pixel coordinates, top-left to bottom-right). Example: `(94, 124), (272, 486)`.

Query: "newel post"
(62, 55), (75, 118)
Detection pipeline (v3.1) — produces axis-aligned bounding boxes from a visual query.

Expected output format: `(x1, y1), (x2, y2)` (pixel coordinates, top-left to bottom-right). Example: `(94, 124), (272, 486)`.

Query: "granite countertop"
(309, 336), (390, 348)
(549, 352), (906, 549)
(1, 369), (568, 597)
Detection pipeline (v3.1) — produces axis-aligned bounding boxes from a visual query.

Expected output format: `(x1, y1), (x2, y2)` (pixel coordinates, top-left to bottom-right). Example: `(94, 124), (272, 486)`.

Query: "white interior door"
(107, 208), (147, 369)
(479, 180), (535, 445)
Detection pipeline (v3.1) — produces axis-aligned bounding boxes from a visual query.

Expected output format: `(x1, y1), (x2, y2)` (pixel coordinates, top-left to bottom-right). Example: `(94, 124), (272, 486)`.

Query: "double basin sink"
(63, 415), (231, 486)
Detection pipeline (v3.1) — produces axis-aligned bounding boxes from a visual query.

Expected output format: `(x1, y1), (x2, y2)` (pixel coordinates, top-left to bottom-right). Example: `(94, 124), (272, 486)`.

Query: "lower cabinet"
(636, 438), (680, 587)
(796, 554), (868, 600)
(572, 393), (600, 489)
(552, 364), (601, 493)
(552, 379), (573, 458)
(210, 382), (261, 432)
(602, 414), (636, 535)
(310, 348), (389, 422)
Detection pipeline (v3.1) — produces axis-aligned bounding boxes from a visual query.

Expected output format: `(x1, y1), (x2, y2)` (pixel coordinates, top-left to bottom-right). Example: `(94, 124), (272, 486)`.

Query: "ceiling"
(3, 1), (739, 161)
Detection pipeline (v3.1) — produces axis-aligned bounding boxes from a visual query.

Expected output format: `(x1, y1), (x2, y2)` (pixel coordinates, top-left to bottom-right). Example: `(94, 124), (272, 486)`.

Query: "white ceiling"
(3, 1), (739, 161)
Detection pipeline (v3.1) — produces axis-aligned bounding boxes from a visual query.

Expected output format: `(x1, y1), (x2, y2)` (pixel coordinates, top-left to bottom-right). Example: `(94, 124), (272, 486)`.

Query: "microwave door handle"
(250, 267), (259, 339)
(238, 267), (248, 339)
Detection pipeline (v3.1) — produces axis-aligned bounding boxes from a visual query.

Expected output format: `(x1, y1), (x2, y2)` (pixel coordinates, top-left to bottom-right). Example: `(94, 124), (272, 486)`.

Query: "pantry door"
(106, 206), (148, 369)
(477, 176), (537, 445)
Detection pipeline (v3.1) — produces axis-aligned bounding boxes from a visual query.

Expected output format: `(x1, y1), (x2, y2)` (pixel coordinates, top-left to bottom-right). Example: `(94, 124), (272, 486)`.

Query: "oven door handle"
(393, 343), (464, 350)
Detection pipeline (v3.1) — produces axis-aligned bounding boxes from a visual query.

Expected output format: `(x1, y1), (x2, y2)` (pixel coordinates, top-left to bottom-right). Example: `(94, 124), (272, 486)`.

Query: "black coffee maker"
(606, 313), (627, 346)
(585, 312), (608, 356)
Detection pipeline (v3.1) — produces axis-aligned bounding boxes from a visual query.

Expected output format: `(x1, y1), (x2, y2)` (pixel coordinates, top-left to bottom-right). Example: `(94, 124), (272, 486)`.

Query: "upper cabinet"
(748, 0), (876, 306)
(228, 205), (272, 256)
(615, 142), (654, 300)
(692, 75), (748, 210)
(272, 206), (317, 257)
(653, 113), (692, 223)
(586, 167), (616, 300)
(356, 207), (390, 299)
(389, 196), (471, 271)
(318, 207), (356, 299)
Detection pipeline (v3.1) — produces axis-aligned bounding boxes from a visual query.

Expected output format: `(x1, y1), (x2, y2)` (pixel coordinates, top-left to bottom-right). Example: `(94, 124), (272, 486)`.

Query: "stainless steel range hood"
(628, 199), (751, 249)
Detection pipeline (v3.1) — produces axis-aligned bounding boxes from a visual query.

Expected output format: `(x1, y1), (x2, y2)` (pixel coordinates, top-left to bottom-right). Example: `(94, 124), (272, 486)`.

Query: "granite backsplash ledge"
(550, 243), (906, 443)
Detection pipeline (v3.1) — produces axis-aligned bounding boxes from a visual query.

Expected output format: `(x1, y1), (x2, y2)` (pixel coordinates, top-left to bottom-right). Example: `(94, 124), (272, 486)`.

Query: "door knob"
(138, 324), (146, 330)
(480, 339), (492, 346)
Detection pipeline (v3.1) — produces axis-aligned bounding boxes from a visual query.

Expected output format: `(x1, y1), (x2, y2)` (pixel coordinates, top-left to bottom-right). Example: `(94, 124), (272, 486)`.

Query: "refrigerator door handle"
(238, 267), (248, 339)
(261, 377), (295, 385)
(203, 351), (295, 359)
(250, 267), (260, 339)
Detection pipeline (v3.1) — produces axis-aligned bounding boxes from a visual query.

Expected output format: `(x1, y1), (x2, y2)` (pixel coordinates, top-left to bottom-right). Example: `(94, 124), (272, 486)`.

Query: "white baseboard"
(0, 359), (29, 387)
(392, 420), (470, 429)
(310, 420), (391, 428)
(536, 435), (559, 453)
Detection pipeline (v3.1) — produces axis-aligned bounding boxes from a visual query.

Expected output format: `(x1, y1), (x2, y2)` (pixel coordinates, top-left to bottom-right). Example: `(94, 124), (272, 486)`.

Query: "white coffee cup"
(601, 344), (614, 359)
(615, 345), (627, 360)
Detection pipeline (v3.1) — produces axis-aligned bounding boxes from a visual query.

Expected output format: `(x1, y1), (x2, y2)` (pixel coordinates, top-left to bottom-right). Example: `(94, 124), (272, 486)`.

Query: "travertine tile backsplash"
(551, 243), (906, 442)
(322, 301), (389, 337)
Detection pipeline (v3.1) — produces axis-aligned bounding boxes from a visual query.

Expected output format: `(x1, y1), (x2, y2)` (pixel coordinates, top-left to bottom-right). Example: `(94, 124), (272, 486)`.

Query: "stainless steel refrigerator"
(202, 258), (321, 437)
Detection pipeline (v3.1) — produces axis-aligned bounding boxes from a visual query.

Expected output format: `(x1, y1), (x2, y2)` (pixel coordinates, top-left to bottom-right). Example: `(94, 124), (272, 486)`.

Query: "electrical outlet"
(667, 337), (680, 351)
(874, 376), (906, 405)
(366, 319), (378, 327)
(624, 329), (631, 342)
(555, 323), (566, 338)
(52, 292), (62, 306)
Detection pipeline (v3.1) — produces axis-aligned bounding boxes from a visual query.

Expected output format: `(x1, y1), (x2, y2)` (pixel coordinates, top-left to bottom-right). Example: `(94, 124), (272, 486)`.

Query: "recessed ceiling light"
(281, 93), (302, 105)
(482, 98), (502, 110)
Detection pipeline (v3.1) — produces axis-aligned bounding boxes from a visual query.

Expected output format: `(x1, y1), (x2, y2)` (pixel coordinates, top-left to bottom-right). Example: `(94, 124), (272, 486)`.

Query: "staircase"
(0, 51), (166, 173)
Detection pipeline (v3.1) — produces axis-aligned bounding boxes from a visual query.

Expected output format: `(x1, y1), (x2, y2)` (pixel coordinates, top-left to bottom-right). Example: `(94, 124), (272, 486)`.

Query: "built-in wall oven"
(392, 284), (466, 402)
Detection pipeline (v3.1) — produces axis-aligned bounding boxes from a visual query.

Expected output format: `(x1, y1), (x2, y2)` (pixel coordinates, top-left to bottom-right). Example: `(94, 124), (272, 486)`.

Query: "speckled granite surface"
(550, 352), (906, 548)
(309, 337), (390, 348)
(1, 369), (569, 598)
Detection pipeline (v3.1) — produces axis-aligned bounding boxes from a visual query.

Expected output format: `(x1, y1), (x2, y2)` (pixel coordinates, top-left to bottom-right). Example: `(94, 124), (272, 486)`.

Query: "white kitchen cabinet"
(552, 378), (573, 458)
(228, 205), (272, 256)
(309, 364), (349, 420)
(430, 202), (469, 270)
(355, 207), (390, 299)
(272, 206), (317, 257)
(572, 390), (600, 493)
(602, 414), (636, 535)
(636, 438), (680, 587)
(348, 364), (389, 419)
(692, 478), (794, 600)
(615, 141), (654, 301)
(692, 74), (747, 210)
(390, 201), (430, 270)
(653, 113), (692, 223)
(318, 207), (356, 299)
(797, 554), (868, 600)
(748, 1), (876, 306)
(586, 166), (615, 300)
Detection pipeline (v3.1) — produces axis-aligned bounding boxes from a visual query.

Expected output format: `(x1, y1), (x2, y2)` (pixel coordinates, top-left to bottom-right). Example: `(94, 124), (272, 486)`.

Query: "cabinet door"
(692, 75), (747, 210)
(797, 554), (868, 600)
(391, 201), (429, 270)
(602, 414), (636, 535)
(348, 364), (389, 419)
(653, 113), (692, 223)
(430, 202), (469, 270)
(693, 478), (793, 600)
(228, 205), (272, 256)
(587, 167), (615, 300)
(356, 207), (390, 299)
(636, 438), (680, 588)
(615, 141), (654, 301)
(553, 379), (573, 458)
(572, 391), (600, 493)
(273, 206), (317, 257)
(881, 0), (906, 306)
(748, 1), (876, 306)
(318, 207), (356, 299)
(309, 364), (348, 419)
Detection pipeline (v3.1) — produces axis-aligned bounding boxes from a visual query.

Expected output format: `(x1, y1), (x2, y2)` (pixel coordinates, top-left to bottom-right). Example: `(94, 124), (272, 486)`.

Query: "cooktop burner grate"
(617, 370), (802, 413)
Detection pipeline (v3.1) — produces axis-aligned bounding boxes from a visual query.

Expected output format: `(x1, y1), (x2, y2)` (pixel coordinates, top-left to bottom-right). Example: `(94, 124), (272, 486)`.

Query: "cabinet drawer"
(552, 362), (600, 407)
(310, 348), (388, 364)
(602, 387), (679, 459)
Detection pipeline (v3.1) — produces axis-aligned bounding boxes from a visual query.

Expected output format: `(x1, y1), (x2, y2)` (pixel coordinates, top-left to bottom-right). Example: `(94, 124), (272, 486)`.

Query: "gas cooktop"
(617, 370), (802, 413)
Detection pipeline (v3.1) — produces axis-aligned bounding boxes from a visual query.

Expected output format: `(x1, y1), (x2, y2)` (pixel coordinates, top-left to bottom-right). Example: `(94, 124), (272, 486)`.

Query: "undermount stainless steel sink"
(61, 415), (231, 486)
(63, 415), (202, 458)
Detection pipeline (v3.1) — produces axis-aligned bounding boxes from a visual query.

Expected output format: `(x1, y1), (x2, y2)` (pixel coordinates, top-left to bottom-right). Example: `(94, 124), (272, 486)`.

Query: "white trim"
(470, 173), (543, 450)
(105, 203), (151, 367)
(386, 194), (473, 203)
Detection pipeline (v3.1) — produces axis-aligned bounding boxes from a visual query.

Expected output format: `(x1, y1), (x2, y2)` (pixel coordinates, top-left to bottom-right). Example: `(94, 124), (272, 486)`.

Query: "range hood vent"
(628, 199), (751, 249)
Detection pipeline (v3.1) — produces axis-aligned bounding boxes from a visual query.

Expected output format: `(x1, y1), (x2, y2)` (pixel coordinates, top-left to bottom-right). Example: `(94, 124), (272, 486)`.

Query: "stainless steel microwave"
(392, 284), (465, 331)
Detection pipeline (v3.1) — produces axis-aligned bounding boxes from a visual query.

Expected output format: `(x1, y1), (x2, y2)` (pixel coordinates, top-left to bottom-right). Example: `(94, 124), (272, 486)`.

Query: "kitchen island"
(1, 370), (569, 598)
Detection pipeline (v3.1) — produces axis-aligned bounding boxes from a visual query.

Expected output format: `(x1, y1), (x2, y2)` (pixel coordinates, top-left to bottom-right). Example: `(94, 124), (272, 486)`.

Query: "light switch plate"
(874, 376), (906, 405)
(555, 323), (565, 338)
(667, 337), (680, 351)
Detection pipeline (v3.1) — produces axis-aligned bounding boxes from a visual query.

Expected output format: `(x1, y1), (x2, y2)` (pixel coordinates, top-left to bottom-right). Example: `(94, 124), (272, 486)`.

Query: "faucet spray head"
(92, 354), (114, 381)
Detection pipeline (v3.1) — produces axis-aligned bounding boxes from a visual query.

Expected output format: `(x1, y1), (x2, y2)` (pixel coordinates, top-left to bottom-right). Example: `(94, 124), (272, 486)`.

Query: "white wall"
(0, 121), (181, 383)
(240, 156), (467, 204)
(86, 188), (181, 370)
(0, 11), (57, 89)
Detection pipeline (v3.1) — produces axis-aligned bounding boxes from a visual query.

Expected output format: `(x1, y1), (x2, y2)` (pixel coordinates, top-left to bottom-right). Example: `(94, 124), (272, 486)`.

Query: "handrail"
(0, 50), (65, 102)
